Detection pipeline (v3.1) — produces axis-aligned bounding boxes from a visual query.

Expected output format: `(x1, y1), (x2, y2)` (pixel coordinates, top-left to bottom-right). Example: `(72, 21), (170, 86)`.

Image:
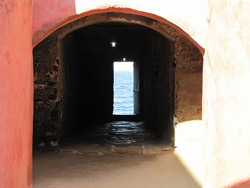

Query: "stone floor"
(33, 120), (203, 188)
(65, 121), (160, 146)
(61, 121), (169, 154)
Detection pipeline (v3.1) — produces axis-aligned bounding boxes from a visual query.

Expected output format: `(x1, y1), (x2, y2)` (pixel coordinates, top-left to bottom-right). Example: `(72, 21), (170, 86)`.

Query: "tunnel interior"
(33, 13), (203, 151)
(59, 23), (175, 147)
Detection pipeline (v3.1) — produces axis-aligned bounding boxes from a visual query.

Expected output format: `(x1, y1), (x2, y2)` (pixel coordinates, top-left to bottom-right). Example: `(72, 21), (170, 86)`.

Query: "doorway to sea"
(113, 61), (134, 115)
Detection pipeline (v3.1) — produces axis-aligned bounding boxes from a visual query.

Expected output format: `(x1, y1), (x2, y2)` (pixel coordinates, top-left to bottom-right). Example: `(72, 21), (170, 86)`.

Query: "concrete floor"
(33, 120), (203, 188)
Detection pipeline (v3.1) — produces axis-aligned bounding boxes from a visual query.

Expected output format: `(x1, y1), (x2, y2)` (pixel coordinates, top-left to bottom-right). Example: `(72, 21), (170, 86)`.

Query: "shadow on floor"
(33, 120), (204, 188)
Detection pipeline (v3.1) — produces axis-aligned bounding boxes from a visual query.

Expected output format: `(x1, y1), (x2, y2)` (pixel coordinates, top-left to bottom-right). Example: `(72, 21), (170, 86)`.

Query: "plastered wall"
(0, 0), (33, 188)
(203, 0), (250, 187)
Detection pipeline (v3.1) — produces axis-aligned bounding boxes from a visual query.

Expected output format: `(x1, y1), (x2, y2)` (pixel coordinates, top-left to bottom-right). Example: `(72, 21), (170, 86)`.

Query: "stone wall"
(143, 31), (174, 143)
(174, 35), (203, 122)
(33, 35), (60, 151)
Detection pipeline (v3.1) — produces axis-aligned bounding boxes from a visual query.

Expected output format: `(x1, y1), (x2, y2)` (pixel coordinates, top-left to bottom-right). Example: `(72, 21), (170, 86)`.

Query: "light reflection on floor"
(65, 121), (160, 147)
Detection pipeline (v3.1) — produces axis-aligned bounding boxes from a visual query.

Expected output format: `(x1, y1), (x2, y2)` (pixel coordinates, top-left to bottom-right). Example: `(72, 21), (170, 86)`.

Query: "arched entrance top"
(33, 7), (205, 54)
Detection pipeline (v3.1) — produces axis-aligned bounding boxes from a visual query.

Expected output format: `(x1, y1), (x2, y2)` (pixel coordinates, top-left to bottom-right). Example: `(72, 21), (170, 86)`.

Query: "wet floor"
(64, 121), (161, 148)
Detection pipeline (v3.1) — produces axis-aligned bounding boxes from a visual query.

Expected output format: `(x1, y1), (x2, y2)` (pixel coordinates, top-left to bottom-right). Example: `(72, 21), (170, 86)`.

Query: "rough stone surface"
(33, 35), (60, 151)
(174, 35), (203, 122)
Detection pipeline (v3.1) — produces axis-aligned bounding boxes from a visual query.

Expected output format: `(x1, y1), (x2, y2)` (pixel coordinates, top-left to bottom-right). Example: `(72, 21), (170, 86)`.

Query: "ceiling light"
(111, 41), (117, 47)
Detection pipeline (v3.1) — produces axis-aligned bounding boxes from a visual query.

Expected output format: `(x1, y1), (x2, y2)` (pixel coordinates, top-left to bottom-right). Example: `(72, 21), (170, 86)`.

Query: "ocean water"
(113, 71), (134, 115)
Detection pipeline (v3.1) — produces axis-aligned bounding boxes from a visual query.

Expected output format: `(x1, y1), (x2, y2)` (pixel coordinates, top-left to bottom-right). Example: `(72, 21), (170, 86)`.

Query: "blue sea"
(113, 71), (134, 115)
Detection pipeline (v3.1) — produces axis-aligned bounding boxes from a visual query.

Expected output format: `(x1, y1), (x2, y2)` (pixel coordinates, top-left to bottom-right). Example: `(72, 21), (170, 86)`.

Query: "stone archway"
(33, 12), (203, 151)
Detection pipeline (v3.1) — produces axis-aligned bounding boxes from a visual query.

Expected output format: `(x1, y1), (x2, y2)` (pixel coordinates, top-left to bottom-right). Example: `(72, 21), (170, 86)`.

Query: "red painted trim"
(33, 7), (205, 54)
(225, 178), (250, 188)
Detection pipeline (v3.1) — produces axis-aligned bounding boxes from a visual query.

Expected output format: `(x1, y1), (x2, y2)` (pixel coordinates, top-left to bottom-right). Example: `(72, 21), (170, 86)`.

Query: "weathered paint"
(0, 0), (33, 188)
(33, 0), (76, 46)
(32, 1), (207, 53)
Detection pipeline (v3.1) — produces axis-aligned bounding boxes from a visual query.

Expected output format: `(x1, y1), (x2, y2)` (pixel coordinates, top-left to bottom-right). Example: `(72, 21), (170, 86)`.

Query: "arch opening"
(33, 12), (203, 152)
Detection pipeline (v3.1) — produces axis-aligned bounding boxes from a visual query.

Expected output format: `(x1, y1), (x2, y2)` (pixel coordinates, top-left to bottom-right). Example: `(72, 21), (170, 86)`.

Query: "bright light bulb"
(111, 41), (116, 47)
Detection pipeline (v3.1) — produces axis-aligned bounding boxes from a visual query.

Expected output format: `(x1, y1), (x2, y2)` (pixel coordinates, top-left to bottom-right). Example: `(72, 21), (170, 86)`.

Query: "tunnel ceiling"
(69, 22), (168, 61)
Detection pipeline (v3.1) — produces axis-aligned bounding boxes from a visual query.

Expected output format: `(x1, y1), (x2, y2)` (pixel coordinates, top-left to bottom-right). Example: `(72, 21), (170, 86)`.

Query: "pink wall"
(0, 0), (33, 188)
(33, 0), (76, 45)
